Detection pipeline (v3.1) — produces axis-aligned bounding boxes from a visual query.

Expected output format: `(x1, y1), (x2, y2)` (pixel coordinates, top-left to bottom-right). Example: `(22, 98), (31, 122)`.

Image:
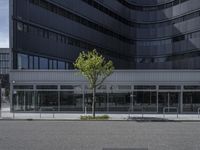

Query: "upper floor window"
(58, 61), (65, 69)
(17, 53), (28, 69)
(39, 57), (48, 69)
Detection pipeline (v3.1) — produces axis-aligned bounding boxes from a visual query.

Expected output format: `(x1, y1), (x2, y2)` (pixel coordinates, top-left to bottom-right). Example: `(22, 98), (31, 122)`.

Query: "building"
(10, 70), (200, 113)
(12, 0), (200, 70)
(1, 0), (200, 113)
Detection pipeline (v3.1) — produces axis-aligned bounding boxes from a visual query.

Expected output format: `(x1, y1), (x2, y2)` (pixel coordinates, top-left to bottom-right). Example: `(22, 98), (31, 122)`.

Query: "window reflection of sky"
(0, 0), (9, 48)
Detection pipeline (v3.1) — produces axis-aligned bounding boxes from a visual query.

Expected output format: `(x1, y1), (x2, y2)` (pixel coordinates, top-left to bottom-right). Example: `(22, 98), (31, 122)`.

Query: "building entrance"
(158, 92), (180, 113)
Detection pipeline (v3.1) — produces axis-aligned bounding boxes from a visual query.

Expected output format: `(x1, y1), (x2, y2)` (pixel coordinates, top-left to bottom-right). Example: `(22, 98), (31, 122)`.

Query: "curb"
(1, 118), (200, 122)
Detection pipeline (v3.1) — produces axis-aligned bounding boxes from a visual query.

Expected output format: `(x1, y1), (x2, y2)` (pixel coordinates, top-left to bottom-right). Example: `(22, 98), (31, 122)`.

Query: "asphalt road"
(0, 121), (200, 150)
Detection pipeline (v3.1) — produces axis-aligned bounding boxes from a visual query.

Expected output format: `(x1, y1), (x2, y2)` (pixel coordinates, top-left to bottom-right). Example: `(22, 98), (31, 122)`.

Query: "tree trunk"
(92, 87), (96, 118)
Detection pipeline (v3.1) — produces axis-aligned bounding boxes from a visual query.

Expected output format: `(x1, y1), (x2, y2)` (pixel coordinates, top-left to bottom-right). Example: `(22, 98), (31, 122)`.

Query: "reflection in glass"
(13, 91), (35, 111)
(13, 91), (25, 111)
(183, 92), (200, 112)
(158, 92), (179, 113)
(134, 91), (157, 113)
(85, 93), (107, 111)
(108, 93), (130, 112)
(36, 91), (58, 111)
(29, 56), (34, 69)
(39, 57), (48, 69)
(58, 61), (65, 69)
(25, 91), (35, 111)
(49, 60), (53, 69)
(17, 53), (28, 69)
(34, 56), (39, 69)
(53, 60), (57, 69)
(60, 91), (83, 111)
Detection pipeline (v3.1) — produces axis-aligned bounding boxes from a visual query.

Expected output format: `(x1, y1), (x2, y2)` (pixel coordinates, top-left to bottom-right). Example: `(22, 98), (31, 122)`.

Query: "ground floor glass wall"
(85, 93), (107, 111)
(60, 91), (83, 111)
(12, 91), (35, 111)
(183, 92), (200, 113)
(134, 91), (157, 113)
(108, 92), (131, 112)
(12, 85), (200, 113)
(36, 91), (58, 111)
(158, 92), (179, 113)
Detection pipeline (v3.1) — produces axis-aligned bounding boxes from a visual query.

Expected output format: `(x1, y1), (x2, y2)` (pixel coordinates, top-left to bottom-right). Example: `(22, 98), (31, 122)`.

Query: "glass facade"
(11, 84), (200, 113)
(158, 92), (179, 113)
(17, 53), (69, 70)
(36, 91), (58, 111)
(13, 0), (200, 69)
(57, 61), (65, 69)
(17, 53), (28, 69)
(13, 91), (35, 111)
(134, 91), (157, 113)
(39, 57), (48, 69)
(60, 91), (83, 111)
(183, 92), (200, 112)
(8, 1), (200, 115)
(108, 92), (130, 112)
(16, 21), (129, 64)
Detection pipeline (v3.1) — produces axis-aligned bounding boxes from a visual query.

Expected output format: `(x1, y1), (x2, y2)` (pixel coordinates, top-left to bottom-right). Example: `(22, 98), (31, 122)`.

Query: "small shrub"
(80, 115), (109, 120)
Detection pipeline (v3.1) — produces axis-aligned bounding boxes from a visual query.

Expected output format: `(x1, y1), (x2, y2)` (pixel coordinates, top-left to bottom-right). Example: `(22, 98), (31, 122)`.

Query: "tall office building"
(11, 0), (200, 70)
(1, 0), (200, 113)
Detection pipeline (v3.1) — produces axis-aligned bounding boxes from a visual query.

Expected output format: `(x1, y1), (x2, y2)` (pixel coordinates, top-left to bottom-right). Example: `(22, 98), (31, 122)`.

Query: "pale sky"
(0, 0), (9, 48)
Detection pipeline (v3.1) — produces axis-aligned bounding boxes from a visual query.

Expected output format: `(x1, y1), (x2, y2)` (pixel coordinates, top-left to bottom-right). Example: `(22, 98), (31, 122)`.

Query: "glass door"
(133, 91), (157, 113)
(158, 92), (179, 113)
(183, 92), (200, 113)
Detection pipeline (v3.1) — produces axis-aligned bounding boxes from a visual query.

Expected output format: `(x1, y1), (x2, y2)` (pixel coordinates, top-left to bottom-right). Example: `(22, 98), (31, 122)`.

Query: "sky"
(0, 0), (9, 48)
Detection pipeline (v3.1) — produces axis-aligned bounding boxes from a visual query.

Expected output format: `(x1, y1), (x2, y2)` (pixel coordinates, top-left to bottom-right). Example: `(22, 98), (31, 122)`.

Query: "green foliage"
(74, 49), (114, 118)
(74, 49), (114, 88)
(80, 115), (110, 120)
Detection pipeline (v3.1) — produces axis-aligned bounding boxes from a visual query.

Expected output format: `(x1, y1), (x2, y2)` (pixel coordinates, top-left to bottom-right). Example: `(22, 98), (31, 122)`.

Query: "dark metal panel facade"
(11, 0), (200, 69)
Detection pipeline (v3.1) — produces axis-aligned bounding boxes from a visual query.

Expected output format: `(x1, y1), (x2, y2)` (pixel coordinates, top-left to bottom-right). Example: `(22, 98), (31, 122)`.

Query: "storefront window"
(13, 91), (25, 111)
(183, 92), (200, 113)
(134, 91), (157, 112)
(60, 91), (83, 111)
(36, 91), (58, 111)
(12, 91), (35, 111)
(108, 92), (131, 112)
(85, 92), (107, 111)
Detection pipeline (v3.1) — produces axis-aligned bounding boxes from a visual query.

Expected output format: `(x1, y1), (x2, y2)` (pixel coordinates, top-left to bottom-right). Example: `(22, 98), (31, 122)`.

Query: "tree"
(74, 49), (114, 118)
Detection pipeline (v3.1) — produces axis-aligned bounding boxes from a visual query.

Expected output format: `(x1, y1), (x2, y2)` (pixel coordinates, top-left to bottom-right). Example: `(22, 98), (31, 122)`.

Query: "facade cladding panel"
(12, 0), (200, 69)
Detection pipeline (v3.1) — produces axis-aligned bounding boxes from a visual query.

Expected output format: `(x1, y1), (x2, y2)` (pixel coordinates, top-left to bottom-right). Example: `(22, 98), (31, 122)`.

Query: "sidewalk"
(1, 109), (200, 121)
